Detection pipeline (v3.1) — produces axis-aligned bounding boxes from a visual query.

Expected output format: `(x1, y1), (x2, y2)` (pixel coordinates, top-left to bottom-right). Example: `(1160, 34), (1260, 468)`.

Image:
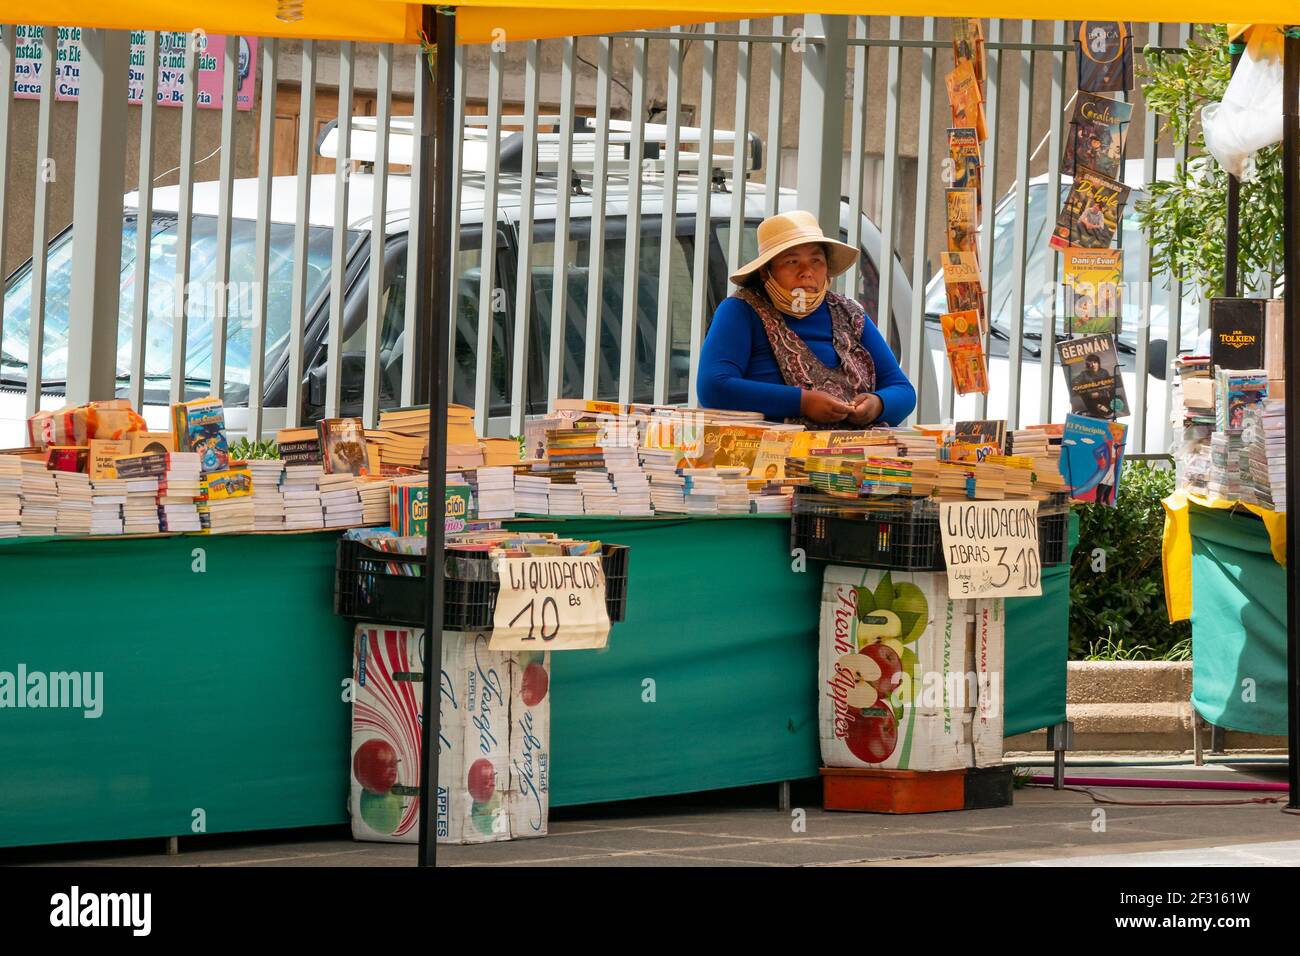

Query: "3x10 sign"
(939, 500), (1043, 599)
(489, 555), (611, 650)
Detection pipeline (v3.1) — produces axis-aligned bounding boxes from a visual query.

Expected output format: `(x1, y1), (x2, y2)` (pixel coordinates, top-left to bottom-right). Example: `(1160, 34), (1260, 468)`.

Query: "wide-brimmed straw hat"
(728, 210), (859, 285)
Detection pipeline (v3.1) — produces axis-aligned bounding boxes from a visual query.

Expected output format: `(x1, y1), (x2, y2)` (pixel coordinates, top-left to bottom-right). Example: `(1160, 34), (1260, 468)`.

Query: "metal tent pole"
(417, 3), (456, 868)
(1225, 39), (1243, 296)
(1283, 26), (1299, 810)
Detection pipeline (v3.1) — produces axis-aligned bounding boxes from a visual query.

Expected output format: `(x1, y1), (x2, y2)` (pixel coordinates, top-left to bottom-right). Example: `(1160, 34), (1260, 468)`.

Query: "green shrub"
(1068, 461), (1190, 660)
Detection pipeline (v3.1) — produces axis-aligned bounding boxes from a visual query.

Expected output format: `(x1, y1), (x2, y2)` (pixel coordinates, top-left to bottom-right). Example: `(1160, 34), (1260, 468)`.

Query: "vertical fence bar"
(26, 25), (57, 417)
(726, 19), (752, 288)
(1162, 22), (1192, 454)
(210, 35), (240, 401)
(363, 43), (394, 429)
(128, 31), (159, 413)
(876, 17), (903, 355)
(844, 16), (869, 299)
(688, 23), (718, 404)
(510, 40), (541, 435)
(583, 35), (613, 400)
(0, 30), (13, 396)
(324, 41), (355, 420)
(286, 39), (317, 428)
(653, 28), (683, 406)
(247, 38), (279, 440)
(618, 36), (649, 406)
(445, 43), (466, 395)
(1004, 20), (1035, 431)
(167, 30), (200, 406)
(1133, 22), (1161, 453)
(473, 46), (504, 434)
(764, 17), (785, 219)
(547, 37), (577, 408)
(906, 17), (937, 413)
(403, 46), (426, 408)
(975, 19), (1003, 419)
(1039, 20), (1066, 427)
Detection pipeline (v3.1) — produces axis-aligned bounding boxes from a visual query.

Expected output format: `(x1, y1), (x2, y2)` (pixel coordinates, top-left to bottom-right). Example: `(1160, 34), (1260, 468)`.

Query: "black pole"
(1282, 27), (1299, 810)
(1225, 41), (1243, 296)
(417, 4), (456, 868)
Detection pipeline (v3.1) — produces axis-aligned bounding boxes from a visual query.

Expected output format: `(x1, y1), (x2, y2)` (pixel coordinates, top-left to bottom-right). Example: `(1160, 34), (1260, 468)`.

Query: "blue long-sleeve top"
(695, 295), (917, 425)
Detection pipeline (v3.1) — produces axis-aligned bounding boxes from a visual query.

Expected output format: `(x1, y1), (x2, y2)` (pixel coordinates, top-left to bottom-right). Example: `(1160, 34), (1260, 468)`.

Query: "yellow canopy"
(0, 3), (1293, 45)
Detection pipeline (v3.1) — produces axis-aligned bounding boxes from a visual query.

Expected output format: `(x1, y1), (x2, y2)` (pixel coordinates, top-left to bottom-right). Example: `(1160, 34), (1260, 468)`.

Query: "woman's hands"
(845, 392), (884, 427)
(800, 389), (854, 424)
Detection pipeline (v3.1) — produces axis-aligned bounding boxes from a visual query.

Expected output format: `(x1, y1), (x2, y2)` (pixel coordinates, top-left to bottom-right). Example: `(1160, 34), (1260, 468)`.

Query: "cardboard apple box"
(819, 565), (974, 769)
(349, 627), (513, 845)
(969, 598), (1005, 768)
(507, 650), (552, 839)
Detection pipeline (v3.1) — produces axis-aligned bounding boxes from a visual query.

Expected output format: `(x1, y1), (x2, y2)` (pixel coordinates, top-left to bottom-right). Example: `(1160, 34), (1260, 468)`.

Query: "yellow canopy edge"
(1161, 491), (1287, 623)
(0, 4), (1293, 45)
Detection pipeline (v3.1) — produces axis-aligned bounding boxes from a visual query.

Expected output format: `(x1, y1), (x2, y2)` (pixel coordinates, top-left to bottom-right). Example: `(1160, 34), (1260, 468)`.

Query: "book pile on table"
(53, 470), (92, 535)
(547, 482), (585, 516)
(1206, 431), (1245, 501)
(891, 428), (940, 461)
(365, 429), (425, 474)
(717, 467), (751, 514)
(574, 470), (618, 514)
(90, 478), (126, 535)
(0, 456), (21, 535)
(122, 476), (161, 534)
(282, 463), (325, 530)
(19, 460), (58, 535)
(1174, 356), (1215, 428)
(464, 466), (515, 520)
(202, 468), (256, 534)
(749, 482), (794, 514)
(481, 437), (522, 467)
(247, 459), (287, 531)
(541, 423), (605, 484)
(514, 474), (550, 515)
(157, 452), (203, 533)
(682, 470), (723, 514)
(1242, 399), (1286, 511)
(358, 477), (392, 526)
(600, 422), (652, 516)
(648, 472), (687, 513)
(320, 473), (364, 529)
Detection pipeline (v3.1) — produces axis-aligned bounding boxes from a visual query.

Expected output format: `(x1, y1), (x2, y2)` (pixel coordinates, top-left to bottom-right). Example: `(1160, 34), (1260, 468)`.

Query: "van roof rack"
(316, 114), (763, 190)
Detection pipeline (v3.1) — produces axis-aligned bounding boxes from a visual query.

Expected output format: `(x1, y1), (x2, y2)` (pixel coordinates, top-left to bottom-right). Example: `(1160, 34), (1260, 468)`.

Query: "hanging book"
(940, 309), (988, 395)
(944, 59), (987, 141)
(1063, 91), (1132, 179)
(951, 18), (987, 91)
(1049, 166), (1130, 251)
(1075, 22), (1134, 93)
(945, 189), (980, 253)
(940, 250), (987, 335)
(1060, 413), (1127, 506)
(947, 127), (983, 211)
(1056, 333), (1130, 420)
(1063, 248), (1123, 336)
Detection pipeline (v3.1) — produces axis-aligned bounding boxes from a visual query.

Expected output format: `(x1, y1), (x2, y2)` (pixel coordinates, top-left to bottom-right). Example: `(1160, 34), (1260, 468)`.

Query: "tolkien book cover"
(1210, 298), (1266, 373)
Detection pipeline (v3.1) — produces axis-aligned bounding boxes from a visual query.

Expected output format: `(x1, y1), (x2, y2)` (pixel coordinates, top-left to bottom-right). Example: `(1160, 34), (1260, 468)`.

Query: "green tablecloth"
(1188, 505), (1288, 735)
(0, 515), (1072, 848)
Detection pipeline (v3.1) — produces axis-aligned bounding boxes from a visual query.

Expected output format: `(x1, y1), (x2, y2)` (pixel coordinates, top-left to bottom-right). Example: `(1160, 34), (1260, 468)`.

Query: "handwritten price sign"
(489, 555), (611, 650)
(939, 501), (1043, 599)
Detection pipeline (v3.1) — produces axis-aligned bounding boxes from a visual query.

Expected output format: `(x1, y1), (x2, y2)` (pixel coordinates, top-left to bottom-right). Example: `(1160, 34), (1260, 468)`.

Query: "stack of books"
(649, 472), (688, 513)
(123, 476), (161, 534)
(1206, 431), (1245, 501)
(574, 471), (618, 514)
(682, 470), (724, 514)
(984, 455), (1034, 497)
(90, 478), (126, 535)
(19, 460), (58, 535)
(358, 477), (392, 526)
(1215, 368), (1268, 432)
(282, 463), (326, 530)
(276, 427), (325, 466)
(481, 437), (522, 467)
(749, 483), (794, 514)
(445, 404), (480, 471)
(514, 474), (551, 515)
(0, 456), (21, 535)
(1174, 356), (1215, 427)
(542, 423), (605, 484)
(717, 467), (751, 514)
(247, 459), (287, 531)
(600, 426), (652, 516)
(465, 466), (516, 520)
(157, 452), (203, 533)
(203, 468), (256, 534)
(53, 470), (92, 535)
(910, 460), (974, 499)
(365, 429), (426, 473)
(319, 473), (364, 528)
(893, 429), (939, 461)
(1242, 399), (1286, 511)
(546, 482), (584, 516)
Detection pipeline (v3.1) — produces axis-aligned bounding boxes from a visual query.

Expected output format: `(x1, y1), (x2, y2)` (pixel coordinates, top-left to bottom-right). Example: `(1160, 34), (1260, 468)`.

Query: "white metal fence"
(0, 18), (1198, 453)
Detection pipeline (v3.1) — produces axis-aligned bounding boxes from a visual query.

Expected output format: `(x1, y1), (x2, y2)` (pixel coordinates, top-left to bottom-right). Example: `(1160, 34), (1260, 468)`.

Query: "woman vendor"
(696, 210), (917, 427)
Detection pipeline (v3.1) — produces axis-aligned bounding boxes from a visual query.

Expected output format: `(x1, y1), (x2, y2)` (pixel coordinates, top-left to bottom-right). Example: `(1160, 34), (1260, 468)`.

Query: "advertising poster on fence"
(490, 555), (610, 650)
(939, 500), (1042, 599)
(8, 26), (256, 110)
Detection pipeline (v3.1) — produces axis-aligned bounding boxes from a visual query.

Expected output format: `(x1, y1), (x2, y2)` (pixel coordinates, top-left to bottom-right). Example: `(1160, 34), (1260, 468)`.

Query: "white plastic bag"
(1202, 32), (1285, 181)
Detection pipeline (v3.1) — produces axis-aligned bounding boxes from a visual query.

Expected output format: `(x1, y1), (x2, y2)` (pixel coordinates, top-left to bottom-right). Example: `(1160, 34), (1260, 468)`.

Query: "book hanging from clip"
(1075, 21), (1135, 93)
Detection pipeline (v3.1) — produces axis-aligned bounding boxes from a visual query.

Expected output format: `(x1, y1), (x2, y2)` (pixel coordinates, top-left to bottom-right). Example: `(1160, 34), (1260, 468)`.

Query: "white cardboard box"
(506, 650), (552, 839)
(969, 598), (1006, 768)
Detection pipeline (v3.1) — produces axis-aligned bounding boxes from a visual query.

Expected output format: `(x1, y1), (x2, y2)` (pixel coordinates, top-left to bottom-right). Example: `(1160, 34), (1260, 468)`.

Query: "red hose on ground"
(1028, 774), (1288, 792)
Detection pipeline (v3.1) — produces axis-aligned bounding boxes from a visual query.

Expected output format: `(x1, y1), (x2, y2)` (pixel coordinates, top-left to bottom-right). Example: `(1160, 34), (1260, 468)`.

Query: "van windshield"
(1, 213), (347, 397)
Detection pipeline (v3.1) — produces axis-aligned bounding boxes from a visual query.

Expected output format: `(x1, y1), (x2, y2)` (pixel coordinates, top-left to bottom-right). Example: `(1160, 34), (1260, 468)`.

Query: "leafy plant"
(1069, 462), (1190, 660)
(227, 437), (280, 461)
(1136, 25), (1285, 297)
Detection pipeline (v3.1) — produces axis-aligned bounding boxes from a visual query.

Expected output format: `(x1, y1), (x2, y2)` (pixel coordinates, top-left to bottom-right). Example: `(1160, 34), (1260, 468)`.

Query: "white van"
(0, 117), (925, 444)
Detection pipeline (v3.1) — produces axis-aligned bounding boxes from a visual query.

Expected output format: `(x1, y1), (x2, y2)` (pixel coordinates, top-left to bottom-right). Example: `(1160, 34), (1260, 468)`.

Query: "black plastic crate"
(1037, 506), (1070, 567)
(791, 492), (943, 571)
(964, 765), (1014, 809)
(334, 538), (629, 628)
